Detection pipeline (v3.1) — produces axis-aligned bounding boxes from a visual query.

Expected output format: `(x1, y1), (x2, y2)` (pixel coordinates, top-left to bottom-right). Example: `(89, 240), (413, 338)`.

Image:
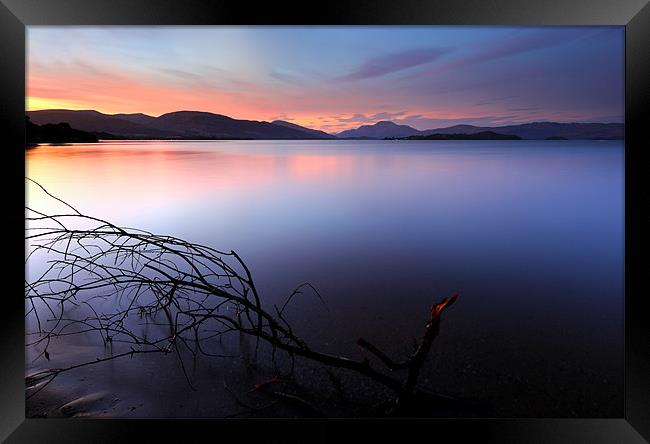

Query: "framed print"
(1, 0), (649, 442)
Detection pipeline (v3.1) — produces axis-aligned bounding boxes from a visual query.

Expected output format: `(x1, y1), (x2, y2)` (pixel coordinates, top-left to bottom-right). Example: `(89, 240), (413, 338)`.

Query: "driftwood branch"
(25, 178), (459, 414)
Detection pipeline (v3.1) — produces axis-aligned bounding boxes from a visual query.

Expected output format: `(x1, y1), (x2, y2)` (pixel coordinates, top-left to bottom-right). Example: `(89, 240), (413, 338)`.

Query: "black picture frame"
(1, 1), (648, 442)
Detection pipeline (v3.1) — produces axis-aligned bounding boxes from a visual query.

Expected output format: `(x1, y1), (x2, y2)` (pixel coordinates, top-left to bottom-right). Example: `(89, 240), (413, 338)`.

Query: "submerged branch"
(25, 177), (459, 414)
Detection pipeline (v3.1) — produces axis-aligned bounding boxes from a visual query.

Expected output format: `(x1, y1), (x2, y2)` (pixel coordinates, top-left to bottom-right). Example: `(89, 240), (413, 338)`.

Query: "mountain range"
(336, 121), (420, 139)
(336, 120), (624, 140)
(27, 110), (335, 140)
(27, 109), (624, 140)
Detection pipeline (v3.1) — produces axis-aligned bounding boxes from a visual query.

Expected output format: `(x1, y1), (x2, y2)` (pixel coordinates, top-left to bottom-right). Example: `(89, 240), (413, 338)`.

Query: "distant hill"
(336, 121), (420, 139)
(27, 110), (335, 140)
(421, 122), (623, 140)
(111, 112), (158, 126)
(336, 120), (623, 140)
(148, 111), (319, 139)
(26, 116), (98, 146)
(28, 110), (175, 138)
(391, 131), (521, 140)
(271, 120), (336, 139)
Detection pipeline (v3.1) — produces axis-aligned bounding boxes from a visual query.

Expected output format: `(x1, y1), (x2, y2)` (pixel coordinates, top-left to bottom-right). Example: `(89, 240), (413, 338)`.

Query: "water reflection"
(25, 139), (624, 417)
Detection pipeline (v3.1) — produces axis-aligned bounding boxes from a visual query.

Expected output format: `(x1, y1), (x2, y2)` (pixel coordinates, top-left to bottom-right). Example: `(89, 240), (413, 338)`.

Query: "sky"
(27, 26), (624, 133)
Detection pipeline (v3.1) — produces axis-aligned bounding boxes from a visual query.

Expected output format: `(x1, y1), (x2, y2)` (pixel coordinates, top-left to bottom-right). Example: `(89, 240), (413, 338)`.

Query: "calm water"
(25, 140), (624, 417)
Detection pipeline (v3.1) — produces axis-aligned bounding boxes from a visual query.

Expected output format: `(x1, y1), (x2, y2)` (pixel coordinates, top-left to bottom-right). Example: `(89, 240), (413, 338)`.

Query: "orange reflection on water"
(27, 139), (564, 231)
(287, 154), (355, 181)
(26, 142), (283, 221)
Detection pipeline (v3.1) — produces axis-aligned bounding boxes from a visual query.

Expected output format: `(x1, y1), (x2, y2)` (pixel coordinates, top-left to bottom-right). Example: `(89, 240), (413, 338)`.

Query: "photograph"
(24, 25), (625, 419)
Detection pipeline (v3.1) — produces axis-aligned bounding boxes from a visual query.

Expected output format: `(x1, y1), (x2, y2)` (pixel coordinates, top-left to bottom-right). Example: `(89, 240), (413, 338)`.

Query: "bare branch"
(25, 178), (459, 415)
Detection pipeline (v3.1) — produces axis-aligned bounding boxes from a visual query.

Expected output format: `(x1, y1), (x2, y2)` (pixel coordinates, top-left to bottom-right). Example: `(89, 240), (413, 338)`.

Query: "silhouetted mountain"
(422, 122), (623, 140)
(337, 120), (623, 140)
(26, 116), (98, 146)
(423, 124), (482, 135)
(112, 113), (158, 126)
(391, 131), (521, 140)
(336, 121), (420, 139)
(28, 110), (175, 138)
(149, 111), (327, 139)
(271, 120), (336, 139)
(27, 110), (335, 140)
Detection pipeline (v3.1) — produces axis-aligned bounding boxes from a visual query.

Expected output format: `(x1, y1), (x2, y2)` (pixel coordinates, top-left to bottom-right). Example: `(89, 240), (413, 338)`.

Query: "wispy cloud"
(160, 68), (205, 81)
(417, 28), (599, 78)
(269, 68), (306, 85)
(338, 47), (449, 81)
(269, 113), (294, 122)
(334, 111), (407, 125)
(474, 95), (519, 106)
(507, 107), (540, 112)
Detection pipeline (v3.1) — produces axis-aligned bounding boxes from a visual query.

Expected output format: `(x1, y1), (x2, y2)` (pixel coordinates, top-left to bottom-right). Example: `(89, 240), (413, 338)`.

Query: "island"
(386, 131), (522, 141)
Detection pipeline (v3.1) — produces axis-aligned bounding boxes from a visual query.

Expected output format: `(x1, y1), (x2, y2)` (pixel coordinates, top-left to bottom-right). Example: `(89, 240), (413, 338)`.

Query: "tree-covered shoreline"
(26, 116), (99, 147)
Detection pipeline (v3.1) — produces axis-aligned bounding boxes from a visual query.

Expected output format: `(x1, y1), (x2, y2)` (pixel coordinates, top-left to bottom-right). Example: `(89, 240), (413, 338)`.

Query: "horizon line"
(26, 107), (624, 135)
